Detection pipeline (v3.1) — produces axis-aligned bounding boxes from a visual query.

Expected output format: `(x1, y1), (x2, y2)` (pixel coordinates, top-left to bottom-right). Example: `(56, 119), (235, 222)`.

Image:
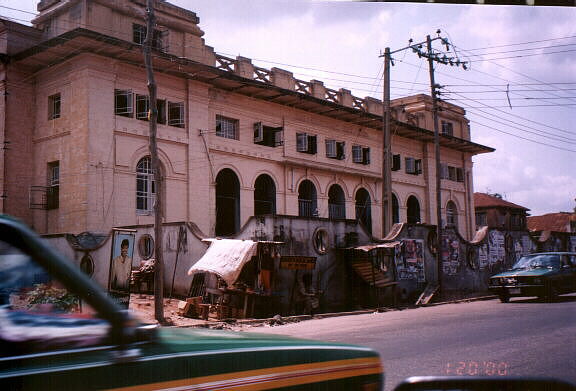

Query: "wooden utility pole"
(144, 0), (165, 323)
(426, 34), (443, 293)
(381, 47), (393, 237)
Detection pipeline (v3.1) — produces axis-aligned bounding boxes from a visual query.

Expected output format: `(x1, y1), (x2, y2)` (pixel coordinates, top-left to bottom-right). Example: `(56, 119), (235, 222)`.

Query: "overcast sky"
(2, 0), (575, 216)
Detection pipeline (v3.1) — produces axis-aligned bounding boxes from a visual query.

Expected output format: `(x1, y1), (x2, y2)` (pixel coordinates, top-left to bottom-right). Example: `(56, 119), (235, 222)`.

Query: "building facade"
(0, 0), (493, 245)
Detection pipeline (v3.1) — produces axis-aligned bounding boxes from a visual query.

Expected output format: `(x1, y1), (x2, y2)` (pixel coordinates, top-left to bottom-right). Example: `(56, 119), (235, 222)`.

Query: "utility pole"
(381, 47), (392, 236)
(144, 0), (165, 323)
(426, 34), (444, 294)
(381, 31), (468, 296)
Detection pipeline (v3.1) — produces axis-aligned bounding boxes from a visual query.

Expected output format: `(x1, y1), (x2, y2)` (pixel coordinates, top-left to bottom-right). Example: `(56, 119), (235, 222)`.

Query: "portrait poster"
(396, 239), (425, 282)
(108, 230), (135, 309)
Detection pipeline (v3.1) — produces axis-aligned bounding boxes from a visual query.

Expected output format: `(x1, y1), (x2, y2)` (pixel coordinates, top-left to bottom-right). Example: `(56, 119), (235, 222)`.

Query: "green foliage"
(27, 283), (79, 313)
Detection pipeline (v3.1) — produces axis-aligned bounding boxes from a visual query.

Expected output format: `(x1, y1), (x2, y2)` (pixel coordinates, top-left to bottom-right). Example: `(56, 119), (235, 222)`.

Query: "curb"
(181, 294), (498, 328)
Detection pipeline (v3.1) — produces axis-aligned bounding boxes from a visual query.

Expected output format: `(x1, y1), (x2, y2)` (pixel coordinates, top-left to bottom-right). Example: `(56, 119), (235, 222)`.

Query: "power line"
(470, 119), (576, 153)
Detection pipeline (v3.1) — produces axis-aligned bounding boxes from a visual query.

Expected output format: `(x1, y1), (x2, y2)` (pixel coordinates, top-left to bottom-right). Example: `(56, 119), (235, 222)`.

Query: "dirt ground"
(128, 294), (211, 327)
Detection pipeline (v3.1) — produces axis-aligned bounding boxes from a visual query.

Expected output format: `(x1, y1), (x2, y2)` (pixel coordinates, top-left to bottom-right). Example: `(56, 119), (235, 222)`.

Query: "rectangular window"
(352, 145), (370, 165)
(157, 99), (166, 124)
(216, 115), (238, 139)
(253, 122), (283, 147)
(392, 154), (401, 171)
(47, 161), (59, 210)
(405, 158), (422, 175)
(441, 121), (454, 136)
(132, 24), (165, 50)
(440, 163), (448, 180)
(448, 166), (457, 181)
(326, 140), (345, 160)
(456, 167), (464, 182)
(168, 101), (185, 128)
(114, 89), (133, 117)
(48, 93), (61, 120)
(296, 133), (317, 154)
(136, 94), (149, 121)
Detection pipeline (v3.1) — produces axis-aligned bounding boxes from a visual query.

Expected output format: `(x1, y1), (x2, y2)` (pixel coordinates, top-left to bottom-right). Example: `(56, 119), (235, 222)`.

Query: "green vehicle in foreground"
(0, 215), (383, 390)
(488, 252), (576, 303)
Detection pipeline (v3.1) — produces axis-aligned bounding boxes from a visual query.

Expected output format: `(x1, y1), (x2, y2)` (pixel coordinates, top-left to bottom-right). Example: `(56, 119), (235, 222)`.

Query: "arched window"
(328, 184), (346, 220)
(298, 180), (317, 217)
(407, 195), (421, 224)
(215, 169), (240, 236)
(446, 201), (458, 228)
(254, 174), (276, 216)
(392, 193), (400, 224)
(355, 188), (372, 233)
(136, 157), (156, 214)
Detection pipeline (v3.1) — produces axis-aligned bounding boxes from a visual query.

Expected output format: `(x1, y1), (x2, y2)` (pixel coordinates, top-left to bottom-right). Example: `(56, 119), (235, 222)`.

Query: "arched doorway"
(355, 188), (372, 233)
(254, 174), (276, 216)
(215, 168), (240, 236)
(392, 193), (400, 224)
(446, 200), (458, 229)
(298, 180), (317, 217)
(328, 184), (346, 220)
(407, 195), (421, 224)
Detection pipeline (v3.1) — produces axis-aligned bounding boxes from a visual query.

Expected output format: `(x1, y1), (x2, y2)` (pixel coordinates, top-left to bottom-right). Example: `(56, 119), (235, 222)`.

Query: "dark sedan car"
(488, 252), (576, 302)
(0, 215), (383, 390)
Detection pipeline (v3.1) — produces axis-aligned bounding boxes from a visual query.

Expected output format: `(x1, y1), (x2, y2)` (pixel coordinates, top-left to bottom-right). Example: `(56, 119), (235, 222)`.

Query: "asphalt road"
(250, 294), (576, 390)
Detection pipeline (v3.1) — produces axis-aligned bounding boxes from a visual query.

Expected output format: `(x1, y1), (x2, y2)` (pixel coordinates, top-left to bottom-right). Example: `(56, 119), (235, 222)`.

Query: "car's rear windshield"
(512, 254), (559, 270)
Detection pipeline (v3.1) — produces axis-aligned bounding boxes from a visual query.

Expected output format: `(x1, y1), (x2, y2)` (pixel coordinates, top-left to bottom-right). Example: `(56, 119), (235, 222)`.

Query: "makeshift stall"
(343, 242), (399, 309)
(187, 239), (281, 320)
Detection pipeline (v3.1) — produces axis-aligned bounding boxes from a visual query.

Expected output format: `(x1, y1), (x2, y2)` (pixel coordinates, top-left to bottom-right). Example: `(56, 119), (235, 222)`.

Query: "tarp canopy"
(353, 241), (400, 252)
(187, 239), (259, 287)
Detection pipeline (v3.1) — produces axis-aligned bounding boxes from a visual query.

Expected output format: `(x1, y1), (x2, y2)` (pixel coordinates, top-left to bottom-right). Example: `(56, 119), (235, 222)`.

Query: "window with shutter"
(405, 157), (416, 174)
(392, 154), (401, 171)
(297, 133), (308, 152)
(326, 140), (337, 158)
(352, 145), (362, 163)
(363, 148), (370, 165)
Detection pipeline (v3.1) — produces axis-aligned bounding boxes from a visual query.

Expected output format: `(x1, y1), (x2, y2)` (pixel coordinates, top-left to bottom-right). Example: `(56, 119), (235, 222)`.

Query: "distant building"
(527, 212), (576, 235)
(474, 193), (529, 231)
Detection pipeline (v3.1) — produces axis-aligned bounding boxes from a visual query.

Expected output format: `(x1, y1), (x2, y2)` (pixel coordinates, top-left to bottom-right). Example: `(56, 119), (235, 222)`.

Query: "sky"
(2, 0), (575, 216)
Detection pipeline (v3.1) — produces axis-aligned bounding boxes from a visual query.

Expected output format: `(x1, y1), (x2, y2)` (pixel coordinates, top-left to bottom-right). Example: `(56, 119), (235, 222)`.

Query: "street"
(250, 295), (576, 390)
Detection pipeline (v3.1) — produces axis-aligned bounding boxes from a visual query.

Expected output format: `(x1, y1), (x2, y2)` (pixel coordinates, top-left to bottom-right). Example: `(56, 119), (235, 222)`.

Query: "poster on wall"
(395, 239), (425, 282)
(478, 244), (489, 269)
(488, 230), (505, 265)
(108, 230), (136, 309)
(441, 233), (460, 276)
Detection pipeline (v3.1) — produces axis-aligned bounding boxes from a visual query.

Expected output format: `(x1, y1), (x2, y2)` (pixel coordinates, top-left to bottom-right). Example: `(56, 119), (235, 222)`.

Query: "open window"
(296, 133), (317, 154)
(405, 157), (422, 175)
(253, 122), (283, 147)
(168, 101), (185, 128)
(114, 89), (133, 117)
(132, 23), (165, 51)
(352, 145), (370, 165)
(441, 121), (454, 136)
(48, 93), (61, 120)
(392, 154), (401, 171)
(47, 161), (60, 210)
(216, 115), (239, 139)
(136, 94), (149, 121)
(326, 140), (345, 160)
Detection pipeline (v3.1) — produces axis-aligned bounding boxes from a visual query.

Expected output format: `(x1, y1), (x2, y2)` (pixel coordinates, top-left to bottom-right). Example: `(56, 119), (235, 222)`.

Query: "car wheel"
(545, 286), (558, 303)
(499, 295), (510, 303)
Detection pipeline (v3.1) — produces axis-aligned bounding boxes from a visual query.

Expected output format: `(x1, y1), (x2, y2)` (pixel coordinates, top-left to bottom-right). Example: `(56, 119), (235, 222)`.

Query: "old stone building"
(0, 0), (493, 308)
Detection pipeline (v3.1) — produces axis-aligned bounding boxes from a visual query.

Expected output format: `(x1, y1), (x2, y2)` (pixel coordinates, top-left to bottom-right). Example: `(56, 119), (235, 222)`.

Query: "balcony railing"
(329, 203), (346, 220)
(298, 199), (317, 217)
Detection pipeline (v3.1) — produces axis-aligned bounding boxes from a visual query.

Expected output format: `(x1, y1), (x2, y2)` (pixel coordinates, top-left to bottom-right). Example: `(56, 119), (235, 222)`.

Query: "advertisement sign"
(280, 256), (316, 270)
(108, 230), (135, 309)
